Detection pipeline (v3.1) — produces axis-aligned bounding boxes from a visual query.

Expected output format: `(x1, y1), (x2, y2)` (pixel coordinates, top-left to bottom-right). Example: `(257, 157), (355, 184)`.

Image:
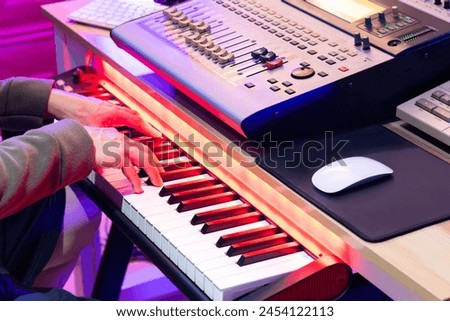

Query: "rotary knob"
(444, 0), (450, 9)
(362, 36), (371, 50)
(378, 11), (386, 24)
(435, 0), (442, 5)
(354, 32), (362, 46)
(364, 17), (372, 29)
(392, 6), (399, 19)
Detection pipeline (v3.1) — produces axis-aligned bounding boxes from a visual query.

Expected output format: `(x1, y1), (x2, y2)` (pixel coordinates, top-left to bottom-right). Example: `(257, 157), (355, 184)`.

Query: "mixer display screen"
(306, 0), (385, 23)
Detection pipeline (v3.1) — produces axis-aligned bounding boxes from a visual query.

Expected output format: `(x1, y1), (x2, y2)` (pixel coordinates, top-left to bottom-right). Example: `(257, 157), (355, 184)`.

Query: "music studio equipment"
(111, 0), (450, 140)
(58, 0), (450, 301)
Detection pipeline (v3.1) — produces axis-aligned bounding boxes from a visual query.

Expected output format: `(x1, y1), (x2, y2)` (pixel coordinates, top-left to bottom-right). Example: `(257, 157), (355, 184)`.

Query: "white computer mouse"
(311, 156), (393, 194)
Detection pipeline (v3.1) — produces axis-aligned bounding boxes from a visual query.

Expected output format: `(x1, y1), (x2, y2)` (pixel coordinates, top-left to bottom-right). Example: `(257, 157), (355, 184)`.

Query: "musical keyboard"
(60, 67), (351, 300)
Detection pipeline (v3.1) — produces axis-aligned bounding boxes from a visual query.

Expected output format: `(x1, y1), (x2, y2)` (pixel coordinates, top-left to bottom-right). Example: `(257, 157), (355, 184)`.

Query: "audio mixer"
(111, 0), (450, 140)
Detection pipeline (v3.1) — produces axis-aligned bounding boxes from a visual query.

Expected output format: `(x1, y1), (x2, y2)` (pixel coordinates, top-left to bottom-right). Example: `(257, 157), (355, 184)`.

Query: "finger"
(128, 142), (164, 187)
(122, 164), (144, 194)
(112, 107), (162, 138)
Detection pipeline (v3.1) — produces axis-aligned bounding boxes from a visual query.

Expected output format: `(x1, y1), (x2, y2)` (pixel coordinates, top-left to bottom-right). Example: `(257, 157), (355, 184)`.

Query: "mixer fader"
(112, 0), (450, 140)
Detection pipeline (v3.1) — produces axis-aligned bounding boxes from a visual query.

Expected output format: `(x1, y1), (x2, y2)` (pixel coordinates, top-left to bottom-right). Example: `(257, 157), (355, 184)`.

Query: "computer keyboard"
(396, 80), (450, 146)
(68, 0), (168, 30)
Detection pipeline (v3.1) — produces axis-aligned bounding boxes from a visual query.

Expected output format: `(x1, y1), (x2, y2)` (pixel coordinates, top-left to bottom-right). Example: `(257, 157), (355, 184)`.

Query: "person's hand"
(48, 88), (161, 138)
(84, 126), (164, 192)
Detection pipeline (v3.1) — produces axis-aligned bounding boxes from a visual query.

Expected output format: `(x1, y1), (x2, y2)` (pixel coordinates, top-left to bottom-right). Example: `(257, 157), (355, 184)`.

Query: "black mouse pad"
(256, 125), (450, 242)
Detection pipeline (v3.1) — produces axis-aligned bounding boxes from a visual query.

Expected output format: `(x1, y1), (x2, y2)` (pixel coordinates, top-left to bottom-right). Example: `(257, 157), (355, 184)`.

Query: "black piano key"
(200, 211), (262, 233)
(168, 184), (227, 204)
(226, 233), (289, 256)
(191, 203), (253, 225)
(154, 148), (182, 160)
(177, 191), (236, 212)
(160, 166), (204, 182)
(159, 176), (217, 196)
(146, 140), (173, 153)
(216, 225), (279, 247)
(237, 242), (301, 266)
(163, 159), (195, 171)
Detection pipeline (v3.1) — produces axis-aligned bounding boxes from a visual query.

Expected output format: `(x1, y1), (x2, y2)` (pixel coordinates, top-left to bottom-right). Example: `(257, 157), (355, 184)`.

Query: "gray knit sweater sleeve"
(0, 77), (54, 131)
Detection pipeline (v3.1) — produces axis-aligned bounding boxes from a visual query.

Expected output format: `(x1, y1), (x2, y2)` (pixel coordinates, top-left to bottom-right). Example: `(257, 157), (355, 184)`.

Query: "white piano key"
(177, 221), (269, 281)
(144, 200), (243, 250)
(210, 251), (314, 300)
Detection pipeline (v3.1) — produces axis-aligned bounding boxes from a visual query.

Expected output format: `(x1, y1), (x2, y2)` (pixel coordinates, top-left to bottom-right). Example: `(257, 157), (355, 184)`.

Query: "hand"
(48, 88), (161, 138)
(84, 126), (164, 192)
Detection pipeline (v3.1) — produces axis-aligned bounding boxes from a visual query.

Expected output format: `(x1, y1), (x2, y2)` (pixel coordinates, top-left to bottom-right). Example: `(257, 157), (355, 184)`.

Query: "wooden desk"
(42, 0), (450, 300)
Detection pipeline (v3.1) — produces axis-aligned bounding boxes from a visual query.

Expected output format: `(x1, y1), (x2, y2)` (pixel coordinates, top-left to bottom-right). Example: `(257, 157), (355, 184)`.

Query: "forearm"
(0, 77), (54, 131)
(0, 119), (95, 219)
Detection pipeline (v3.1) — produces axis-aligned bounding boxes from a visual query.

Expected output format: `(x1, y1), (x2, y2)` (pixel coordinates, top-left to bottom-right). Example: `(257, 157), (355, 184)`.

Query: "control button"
(205, 44), (221, 54)
(317, 55), (327, 61)
(317, 71), (328, 77)
(392, 6), (399, 19)
(245, 82), (255, 88)
(291, 66), (315, 79)
(432, 107), (450, 122)
(211, 49), (227, 60)
(185, 32), (201, 43)
(378, 11), (386, 24)
(362, 36), (371, 50)
(282, 81), (293, 87)
(325, 59), (336, 65)
(285, 89), (295, 95)
(297, 44), (307, 50)
(338, 66), (349, 72)
(163, 7), (179, 17)
(259, 51), (277, 62)
(415, 98), (437, 112)
(251, 47), (268, 59)
(431, 90), (446, 100)
(307, 49), (317, 55)
(440, 94), (450, 105)
(354, 32), (362, 46)
(265, 57), (284, 69)
(364, 17), (372, 29)
(267, 78), (278, 84)
(270, 86), (281, 92)
(218, 52), (235, 63)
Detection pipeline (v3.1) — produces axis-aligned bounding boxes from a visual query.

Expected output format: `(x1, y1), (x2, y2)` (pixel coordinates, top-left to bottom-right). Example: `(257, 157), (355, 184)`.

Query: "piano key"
(182, 240), (310, 298)
(216, 224), (279, 247)
(177, 191), (236, 212)
(226, 233), (289, 256)
(209, 251), (314, 300)
(139, 199), (243, 235)
(168, 184), (227, 204)
(167, 221), (269, 270)
(160, 166), (204, 182)
(154, 148), (182, 160)
(191, 203), (253, 225)
(200, 211), (263, 233)
(237, 242), (301, 266)
(159, 176), (217, 196)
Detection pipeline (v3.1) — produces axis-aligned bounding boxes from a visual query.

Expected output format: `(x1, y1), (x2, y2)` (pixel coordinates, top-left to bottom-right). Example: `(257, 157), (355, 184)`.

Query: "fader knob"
(362, 36), (371, 50)
(354, 32), (362, 46)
